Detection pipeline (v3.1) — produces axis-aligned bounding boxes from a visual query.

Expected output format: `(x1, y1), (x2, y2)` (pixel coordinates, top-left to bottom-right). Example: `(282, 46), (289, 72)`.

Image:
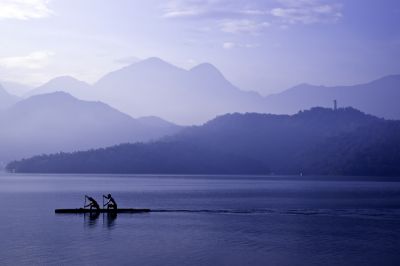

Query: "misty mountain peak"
(190, 63), (224, 79)
(36, 90), (73, 97)
(129, 57), (182, 71)
(0, 91), (181, 163)
(96, 57), (185, 85)
(25, 91), (77, 104)
(44, 76), (90, 87)
(25, 75), (92, 99)
(141, 57), (168, 65)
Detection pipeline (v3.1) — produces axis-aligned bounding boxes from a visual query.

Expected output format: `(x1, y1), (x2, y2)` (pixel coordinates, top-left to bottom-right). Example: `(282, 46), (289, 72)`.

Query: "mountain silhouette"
(24, 58), (400, 124)
(0, 92), (181, 163)
(25, 76), (93, 100)
(94, 57), (266, 124)
(264, 75), (400, 119)
(8, 107), (400, 176)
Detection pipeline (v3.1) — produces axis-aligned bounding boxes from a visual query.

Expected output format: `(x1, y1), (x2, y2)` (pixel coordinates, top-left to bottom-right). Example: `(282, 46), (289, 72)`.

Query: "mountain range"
(0, 58), (399, 168)
(94, 58), (266, 124)
(5, 57), (398, 124)
(8, 107), (400, 176)
(0, 92), (181, 163)
(264, 75), (400, 120)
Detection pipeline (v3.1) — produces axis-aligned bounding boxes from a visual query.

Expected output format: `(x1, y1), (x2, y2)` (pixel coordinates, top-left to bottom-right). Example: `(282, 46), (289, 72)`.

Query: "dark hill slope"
(7, 107), (400, 176)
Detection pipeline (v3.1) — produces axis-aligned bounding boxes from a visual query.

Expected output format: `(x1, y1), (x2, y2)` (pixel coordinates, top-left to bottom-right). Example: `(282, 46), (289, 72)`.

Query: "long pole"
(102, 195), (105, 224)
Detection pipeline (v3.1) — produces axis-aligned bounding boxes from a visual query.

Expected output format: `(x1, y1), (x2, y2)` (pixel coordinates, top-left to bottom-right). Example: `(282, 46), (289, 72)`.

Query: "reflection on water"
(83, 212), (100, 228)
(81, 212), (117, 229)
(0, 174), (399, 266)
(105, 213), (117, 229)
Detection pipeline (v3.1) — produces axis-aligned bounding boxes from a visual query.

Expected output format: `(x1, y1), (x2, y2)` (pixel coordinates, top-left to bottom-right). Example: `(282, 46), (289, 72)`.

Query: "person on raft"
(84, 195), (100, 211)
(103, 194), (118, 210)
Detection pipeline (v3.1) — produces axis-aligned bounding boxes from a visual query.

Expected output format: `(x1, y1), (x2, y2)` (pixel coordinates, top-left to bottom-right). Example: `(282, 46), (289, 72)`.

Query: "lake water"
(0, 174), (400, 266)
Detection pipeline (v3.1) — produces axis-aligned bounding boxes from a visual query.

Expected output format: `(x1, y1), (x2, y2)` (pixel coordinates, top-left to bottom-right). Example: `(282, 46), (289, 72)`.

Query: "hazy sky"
(0, 0), (399, 95)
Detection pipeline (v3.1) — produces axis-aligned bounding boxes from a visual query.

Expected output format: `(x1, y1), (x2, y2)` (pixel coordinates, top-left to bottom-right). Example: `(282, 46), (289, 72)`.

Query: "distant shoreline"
(2, 172), (400, 182)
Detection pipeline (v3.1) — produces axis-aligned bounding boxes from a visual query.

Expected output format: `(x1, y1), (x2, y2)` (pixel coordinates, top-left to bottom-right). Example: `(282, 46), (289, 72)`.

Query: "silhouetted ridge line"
(0, 92), (181, 162)
(6, 107), (400, 176)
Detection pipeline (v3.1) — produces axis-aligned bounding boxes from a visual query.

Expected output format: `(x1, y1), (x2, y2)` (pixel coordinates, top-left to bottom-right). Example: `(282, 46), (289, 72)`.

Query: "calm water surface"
(0, 174), (399, 266)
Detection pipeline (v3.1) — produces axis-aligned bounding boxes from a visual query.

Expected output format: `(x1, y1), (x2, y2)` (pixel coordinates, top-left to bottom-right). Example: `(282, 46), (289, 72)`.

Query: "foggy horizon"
(3, 56), (400, 97)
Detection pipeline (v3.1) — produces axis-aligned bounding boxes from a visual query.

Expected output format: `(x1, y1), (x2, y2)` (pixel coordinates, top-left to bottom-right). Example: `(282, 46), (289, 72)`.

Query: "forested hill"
(7, 107), (400, 176)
